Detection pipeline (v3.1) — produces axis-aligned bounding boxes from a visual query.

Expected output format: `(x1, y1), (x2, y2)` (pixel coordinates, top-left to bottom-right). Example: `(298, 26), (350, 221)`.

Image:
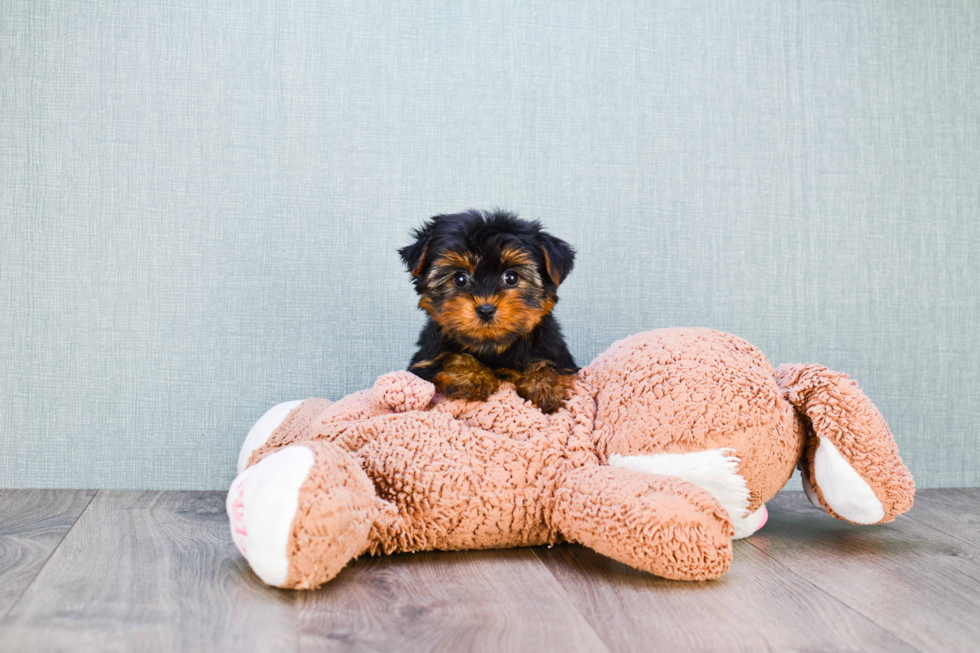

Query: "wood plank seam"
(532, 540), (921, 652)
(530, 546), (648, 653)
(297, 547), (613, 652)
(903, 513), (980, 553)
(529, 547), (613, 653)
(743, 537), (925, 653)
(0, 489), (99, 623)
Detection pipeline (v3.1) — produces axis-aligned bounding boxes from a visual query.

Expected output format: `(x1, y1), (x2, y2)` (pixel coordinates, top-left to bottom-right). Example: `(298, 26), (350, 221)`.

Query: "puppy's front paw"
(516, 362), (575, 414)
(434, 353), (500, 402)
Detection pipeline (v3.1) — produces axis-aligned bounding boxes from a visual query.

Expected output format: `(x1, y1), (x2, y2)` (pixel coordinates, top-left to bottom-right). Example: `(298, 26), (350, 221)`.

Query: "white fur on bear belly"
(227, 445), (314, 587)
(238, 400), (304, 473)
(809, 436), (885, 525)
(609, 448), (761, 538)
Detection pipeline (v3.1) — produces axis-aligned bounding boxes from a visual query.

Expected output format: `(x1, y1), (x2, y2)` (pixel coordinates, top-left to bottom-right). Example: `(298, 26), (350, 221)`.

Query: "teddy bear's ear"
(398, 218), (439, 277)
(537, 231), (576, 287)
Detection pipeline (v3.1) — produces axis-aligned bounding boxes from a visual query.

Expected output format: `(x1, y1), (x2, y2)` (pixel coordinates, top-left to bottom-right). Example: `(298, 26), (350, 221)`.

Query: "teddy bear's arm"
(371, 370), (436, 412)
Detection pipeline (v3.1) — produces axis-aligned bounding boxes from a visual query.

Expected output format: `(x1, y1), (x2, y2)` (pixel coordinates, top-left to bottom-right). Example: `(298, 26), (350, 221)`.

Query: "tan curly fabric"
(248, 398), (333, 468)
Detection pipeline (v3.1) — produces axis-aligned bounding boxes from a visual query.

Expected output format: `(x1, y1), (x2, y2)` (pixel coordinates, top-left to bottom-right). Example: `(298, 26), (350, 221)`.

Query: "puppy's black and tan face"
(422, 244), (551, 350)
(399, 211), (574, 352)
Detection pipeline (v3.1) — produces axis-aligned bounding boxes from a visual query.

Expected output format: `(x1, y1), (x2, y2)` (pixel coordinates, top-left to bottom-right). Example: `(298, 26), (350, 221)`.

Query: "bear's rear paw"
(228, 445), (315, 587)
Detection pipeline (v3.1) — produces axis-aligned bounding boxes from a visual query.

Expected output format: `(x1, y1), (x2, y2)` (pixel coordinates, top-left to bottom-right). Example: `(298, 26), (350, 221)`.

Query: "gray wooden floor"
(0, 489), (977, 652)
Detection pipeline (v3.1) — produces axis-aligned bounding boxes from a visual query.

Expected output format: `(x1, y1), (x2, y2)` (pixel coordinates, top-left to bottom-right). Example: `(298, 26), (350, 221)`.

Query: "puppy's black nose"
(475, 304), (496, 321)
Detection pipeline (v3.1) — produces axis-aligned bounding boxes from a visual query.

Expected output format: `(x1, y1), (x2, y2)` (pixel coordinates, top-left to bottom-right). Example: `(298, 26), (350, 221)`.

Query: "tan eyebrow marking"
(433, 250), (478, 272)
(501, 246), (534, 268)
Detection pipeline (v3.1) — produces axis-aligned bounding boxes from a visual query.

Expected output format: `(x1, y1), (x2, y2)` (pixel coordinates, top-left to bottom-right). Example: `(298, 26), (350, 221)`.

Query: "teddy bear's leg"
(237, 400), (307, 473)
(227, 440), (378, 589)
(776, 364), (915, 524)
(238, 374), (436, 474)
(740, 504), (768, 537)
(608, 448), (770, 540)
(553, 465), (734, 581)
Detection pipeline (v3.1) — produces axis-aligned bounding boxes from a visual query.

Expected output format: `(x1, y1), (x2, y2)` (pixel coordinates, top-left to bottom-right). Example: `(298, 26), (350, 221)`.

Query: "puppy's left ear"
(537, 232), (575, 287)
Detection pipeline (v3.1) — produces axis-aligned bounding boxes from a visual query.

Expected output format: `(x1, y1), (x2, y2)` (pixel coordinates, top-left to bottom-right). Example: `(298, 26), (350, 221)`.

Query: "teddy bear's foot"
(239, 384), (437, 474)
(776, 363), (914, 524)
(735, 504), (768, 539)
(237, 400), (305, 473)
(227, 441), (377, 589)
(609, 449), (767, 540)
(228, 443), (315, 585)
(801, 437), (885, 524)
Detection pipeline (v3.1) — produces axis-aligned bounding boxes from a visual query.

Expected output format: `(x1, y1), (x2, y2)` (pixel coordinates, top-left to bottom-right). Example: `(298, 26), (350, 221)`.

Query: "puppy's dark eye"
(453, 272), (469, 288)
(503, 270), (519, 287)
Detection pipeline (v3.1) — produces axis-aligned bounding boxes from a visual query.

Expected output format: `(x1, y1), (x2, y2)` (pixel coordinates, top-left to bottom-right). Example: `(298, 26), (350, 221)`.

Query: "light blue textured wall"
(1, 1), (977, 490)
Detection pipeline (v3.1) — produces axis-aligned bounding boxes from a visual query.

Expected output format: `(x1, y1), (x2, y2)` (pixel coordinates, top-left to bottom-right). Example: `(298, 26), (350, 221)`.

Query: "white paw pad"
(227, 445), (315, 587)
(807, 436), (885, 524)
(733, 504), (768, 539)
(609, 448), (758, 535)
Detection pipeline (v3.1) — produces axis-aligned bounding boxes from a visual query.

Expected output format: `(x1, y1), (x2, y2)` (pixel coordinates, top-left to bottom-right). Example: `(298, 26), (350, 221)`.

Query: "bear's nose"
(475, 304), (496, 321)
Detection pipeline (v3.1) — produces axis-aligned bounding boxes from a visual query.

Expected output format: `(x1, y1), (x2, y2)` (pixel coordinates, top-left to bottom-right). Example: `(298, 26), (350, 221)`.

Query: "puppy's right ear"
(399, 237), (431, 277)
(399, 219), (437, 277)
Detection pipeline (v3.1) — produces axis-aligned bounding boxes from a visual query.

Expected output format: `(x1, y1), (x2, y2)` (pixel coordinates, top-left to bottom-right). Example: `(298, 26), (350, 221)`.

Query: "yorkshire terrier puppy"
(399, 210), (578, 413)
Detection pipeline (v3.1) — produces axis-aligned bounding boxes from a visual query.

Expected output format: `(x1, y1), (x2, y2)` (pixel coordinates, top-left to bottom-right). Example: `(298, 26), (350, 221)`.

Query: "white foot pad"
(733, 504), (768, 539)
(238, 400), (304, 474)
(227, 445), (314, 587)
(609, 448), (754, 532)
(807, 436), (885, 524)
(610, 449), (772, 539)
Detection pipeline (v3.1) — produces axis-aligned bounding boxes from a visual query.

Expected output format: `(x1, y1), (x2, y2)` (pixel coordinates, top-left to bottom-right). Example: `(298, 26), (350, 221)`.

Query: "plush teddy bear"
(227, 328), (914, 589)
